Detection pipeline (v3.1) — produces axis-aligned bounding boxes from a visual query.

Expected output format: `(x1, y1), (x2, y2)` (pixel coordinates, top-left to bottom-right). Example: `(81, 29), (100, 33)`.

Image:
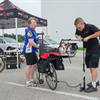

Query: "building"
(41, 0), (100, 47)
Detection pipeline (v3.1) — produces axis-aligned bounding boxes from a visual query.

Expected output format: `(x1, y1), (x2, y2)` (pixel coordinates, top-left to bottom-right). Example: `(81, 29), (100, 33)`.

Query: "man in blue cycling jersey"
(23, 17), (39, 87)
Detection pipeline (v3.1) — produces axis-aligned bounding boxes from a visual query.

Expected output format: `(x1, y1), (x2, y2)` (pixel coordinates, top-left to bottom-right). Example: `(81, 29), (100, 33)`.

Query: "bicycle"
(58, 39), (78, 57)
(36, 52), (58, 90)
(0, 55), (6, 73)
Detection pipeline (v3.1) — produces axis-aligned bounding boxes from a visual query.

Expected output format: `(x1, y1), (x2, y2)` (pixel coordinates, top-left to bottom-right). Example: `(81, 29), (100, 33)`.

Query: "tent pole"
(2, 28), (5, 57)
(46, 27), (49, 43)
(15, 18), (19, 71)
(46, 27), (48, 38)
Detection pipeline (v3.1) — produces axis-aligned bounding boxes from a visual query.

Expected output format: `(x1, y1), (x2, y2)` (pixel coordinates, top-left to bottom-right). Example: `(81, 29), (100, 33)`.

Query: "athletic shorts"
(24, 52), (38, 65)
(85, 49), (100, 68)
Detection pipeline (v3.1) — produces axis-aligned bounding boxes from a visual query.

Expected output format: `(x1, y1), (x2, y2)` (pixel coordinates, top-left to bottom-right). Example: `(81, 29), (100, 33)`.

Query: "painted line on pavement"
(65, 66), (88, 70)
(0, 80), (99, 100)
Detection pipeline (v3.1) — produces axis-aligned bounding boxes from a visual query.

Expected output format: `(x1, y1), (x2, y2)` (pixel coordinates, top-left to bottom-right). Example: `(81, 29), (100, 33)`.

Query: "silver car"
(0, 37), (23, 54)
(38, 38), (78, 57)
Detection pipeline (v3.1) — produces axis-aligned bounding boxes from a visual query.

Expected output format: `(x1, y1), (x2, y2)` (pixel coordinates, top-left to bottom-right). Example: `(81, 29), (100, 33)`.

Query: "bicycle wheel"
(45, 62), (57, 90)
(67, 45), (77, 57)
(70, 49), (77, 57)
(0, 56), (5, 73)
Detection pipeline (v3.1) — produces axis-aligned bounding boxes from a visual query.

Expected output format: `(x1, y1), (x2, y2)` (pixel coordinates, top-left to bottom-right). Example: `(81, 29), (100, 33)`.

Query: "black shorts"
(24, 52), (38, 65)
(85, 49), (100, 68)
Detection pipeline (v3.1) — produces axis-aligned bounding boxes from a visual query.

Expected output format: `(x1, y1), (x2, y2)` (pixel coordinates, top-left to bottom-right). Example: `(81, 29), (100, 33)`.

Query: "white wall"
(41, 0), (100, 47)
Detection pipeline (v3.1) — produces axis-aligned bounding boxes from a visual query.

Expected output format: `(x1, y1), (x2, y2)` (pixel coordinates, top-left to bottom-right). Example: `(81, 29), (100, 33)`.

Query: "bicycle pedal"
(39, 79), (44, 84)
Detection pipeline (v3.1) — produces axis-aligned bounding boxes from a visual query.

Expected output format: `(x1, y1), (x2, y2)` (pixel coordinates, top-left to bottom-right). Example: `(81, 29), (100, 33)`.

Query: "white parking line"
(65, 66), (88, 70)
(0, 80), (99, 100)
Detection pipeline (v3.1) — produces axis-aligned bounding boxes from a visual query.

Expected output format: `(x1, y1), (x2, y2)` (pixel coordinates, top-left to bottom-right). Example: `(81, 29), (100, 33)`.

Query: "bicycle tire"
(45, 62), (57, 90)
(69, 49), (77, 57)
(67, 45), (77, 57)
(0, 56), (5, 73)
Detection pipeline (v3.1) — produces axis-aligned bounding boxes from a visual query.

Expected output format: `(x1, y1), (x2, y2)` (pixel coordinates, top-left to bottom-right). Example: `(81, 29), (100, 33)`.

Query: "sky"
(0, 0), (42, 35)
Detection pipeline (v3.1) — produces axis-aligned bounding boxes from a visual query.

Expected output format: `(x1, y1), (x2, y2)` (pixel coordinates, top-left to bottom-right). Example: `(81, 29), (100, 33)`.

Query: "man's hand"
(77, 36), (83, 42)
(83, 37), (89, 42)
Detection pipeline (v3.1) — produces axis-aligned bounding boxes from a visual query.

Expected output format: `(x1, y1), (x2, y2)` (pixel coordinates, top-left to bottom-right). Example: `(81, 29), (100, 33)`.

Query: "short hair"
(28, 17), (37, 24)
(74, 17), (84, 25)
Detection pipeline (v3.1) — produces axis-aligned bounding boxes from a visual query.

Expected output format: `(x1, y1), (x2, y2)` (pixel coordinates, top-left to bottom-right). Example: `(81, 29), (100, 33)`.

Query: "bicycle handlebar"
(61, 39), (79, 41)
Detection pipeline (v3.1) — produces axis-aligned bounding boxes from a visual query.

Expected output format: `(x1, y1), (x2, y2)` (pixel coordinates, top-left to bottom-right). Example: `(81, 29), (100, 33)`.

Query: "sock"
(26, 81), (30, 84)
(30, 79), (34, 82)
(96, 78), (98, 83)
(92, 82), (96, 88)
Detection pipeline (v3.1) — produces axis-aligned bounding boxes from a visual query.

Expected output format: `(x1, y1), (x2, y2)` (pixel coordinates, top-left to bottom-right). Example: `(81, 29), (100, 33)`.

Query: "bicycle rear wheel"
(45, 62), (57, 90)
(0, 56), (5, 73)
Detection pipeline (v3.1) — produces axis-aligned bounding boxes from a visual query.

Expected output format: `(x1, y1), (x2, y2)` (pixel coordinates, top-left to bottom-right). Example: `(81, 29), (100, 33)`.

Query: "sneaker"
(87, 81), (99, 86)
(84, 85), (97, 92)
(30, 79), (39, 84)
(26, 82), (37, 87)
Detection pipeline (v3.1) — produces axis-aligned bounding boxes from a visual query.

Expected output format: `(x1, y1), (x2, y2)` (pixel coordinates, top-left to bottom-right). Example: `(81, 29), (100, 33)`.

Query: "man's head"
(74, 17), (85, 31)
(28, 17), (37, 29)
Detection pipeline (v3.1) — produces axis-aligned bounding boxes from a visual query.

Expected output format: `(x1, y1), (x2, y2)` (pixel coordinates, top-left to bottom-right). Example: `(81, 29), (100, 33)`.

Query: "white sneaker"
(26, 82), (37, 87)
(30, 79), (39, 84)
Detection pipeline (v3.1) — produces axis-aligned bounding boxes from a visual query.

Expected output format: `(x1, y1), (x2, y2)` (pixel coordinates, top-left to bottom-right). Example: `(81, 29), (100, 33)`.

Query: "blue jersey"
(23, 27), (38, 53)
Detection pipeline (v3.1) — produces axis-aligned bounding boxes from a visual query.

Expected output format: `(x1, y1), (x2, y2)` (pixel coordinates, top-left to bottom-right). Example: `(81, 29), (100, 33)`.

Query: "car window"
(5, 38), (16, 43)
(45, 39), (58, 44)
(0, 38), (3, 43)
(38, 39), (47, 44)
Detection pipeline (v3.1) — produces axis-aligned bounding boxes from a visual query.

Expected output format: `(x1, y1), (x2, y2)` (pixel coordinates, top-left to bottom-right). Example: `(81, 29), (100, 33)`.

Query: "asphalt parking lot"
(0, 50), (100, 100)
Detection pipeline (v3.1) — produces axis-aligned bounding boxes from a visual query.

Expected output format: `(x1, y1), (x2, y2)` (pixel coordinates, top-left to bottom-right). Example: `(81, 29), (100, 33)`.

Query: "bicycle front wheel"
(0, 56), (5, 73)
(45, 62), (57, 90)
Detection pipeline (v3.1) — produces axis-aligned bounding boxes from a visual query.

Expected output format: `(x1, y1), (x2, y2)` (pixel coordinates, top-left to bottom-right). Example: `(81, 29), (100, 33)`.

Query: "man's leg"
(30, 63), (38, 84)
(90, 68), (97, 82)
(25, 65), (32, 81)
(30, 63), (37, 79)
(25, 65), (37, 87)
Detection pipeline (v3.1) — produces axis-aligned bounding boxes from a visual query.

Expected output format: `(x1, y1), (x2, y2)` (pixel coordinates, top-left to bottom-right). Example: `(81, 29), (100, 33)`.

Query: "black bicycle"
(36, 53), (58, 90)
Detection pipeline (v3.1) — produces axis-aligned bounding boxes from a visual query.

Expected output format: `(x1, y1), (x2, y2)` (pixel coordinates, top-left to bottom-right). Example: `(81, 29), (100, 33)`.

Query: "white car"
(0, 37), (23, 54)
(38, 38), (78, 57)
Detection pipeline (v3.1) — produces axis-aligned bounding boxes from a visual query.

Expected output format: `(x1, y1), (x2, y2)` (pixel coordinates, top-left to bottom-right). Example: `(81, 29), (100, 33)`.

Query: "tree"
(2, 33), (25, 42)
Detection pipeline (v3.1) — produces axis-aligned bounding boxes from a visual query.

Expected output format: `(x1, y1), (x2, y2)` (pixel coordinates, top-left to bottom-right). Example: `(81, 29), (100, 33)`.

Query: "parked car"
(0, 37), (23, 54)
(38, 37), (78, 57)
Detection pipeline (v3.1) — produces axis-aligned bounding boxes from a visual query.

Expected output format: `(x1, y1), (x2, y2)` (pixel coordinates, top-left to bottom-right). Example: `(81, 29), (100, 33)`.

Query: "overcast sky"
(0, 0), (42, 35)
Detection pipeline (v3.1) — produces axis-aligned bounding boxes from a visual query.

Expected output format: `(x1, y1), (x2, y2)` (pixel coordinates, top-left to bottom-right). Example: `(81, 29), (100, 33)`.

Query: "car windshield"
(38, 39), (47, 44)
(45, 38), (58, 44)
(5, 38), (16, 43)
(38, 38), (58, 44)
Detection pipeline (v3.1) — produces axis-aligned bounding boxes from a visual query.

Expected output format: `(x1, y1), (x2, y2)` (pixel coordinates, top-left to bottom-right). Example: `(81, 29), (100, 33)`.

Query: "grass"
(78, 47), (86, 50)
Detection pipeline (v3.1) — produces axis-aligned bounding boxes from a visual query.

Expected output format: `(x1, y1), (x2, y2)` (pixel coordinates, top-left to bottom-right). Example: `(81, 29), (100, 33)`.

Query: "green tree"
(3, 33), (25, 42)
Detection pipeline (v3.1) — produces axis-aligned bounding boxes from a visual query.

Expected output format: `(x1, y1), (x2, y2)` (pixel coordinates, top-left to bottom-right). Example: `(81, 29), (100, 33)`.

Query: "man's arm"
(75, 34), (83, 42)
(84, 31), (100, 42)
(28, 39), (39, 49)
